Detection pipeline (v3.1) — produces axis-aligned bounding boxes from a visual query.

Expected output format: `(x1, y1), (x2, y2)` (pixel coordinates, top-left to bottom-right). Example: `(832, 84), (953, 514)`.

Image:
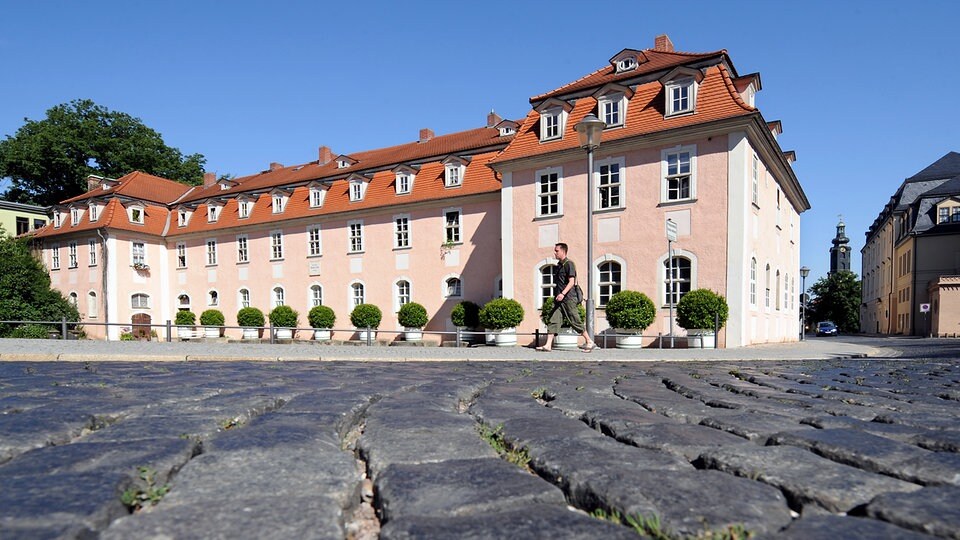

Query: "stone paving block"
(776, 514), (936, 539)
(912, 430), (960, 452)
(81, 414), (223, 443)
(616, 386), (730, 425)
(375, 458), (566, 522)
(700, 411), (814, 442)
(896, 452), (960, 486)
(0, 471), (130, 531)
(379, 503), (638, 540)
(610, 422), (752, 461)
(102, 495), (345, 540)
(697, 444), (922, 513)
(0, 406), (101, 463)
(865, 486), (960, 539)
(800, 414), (927, 443)
(497, 414), (601, 449)
(204, 412), (343, 453)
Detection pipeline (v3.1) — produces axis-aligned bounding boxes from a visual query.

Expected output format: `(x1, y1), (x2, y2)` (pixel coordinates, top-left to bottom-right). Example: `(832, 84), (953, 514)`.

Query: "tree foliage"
(808, 271), (861, 332)
(0, 99), (206, 206)
(0, 234), (79, 337)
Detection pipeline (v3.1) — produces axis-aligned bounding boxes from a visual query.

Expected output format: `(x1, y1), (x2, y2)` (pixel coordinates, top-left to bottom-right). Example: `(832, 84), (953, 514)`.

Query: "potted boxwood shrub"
(604, 290), (656, 349)
(350, 303), (382, 342)
(397, 302), (428, 341)
(308, 305), (336, 341)
(200, 309), (225, 338)
(479, 298), (524, 347)
(269, 305), (299, 340)
(175, 310), (196, 340)
(236, 307), (265, 340)
(540, 297), (587, 350)
(450, 300), (481, 343)
(677, 288), (729, 348)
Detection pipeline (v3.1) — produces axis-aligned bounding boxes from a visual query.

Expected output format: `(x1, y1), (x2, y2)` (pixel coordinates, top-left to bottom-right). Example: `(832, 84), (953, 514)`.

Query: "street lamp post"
(574, 114), (605, 343)
(800, 266), (810, 341)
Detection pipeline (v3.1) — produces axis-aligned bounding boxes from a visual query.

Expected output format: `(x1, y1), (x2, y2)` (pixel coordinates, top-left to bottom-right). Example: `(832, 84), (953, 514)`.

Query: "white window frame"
(598, 92), (625, 128)
(537, 263), (557, 310)
(68, 291), (78, 308)
(348, 220), (364, 253)
(396, 172), (413, 194)
(178, 209), (190, 226)
(535, 167), (563, 217)
(394, 214), (411, 249)
(765, 264), (771, 309)
(131, 241), (146, 266)
(238, 199), (251, 219)
(129, 206), (145, 224)
(176, 242), (187, 269)
(236, 235), (249, 263)
(238, 288), (251, 309)
(87, 291), (98, 318)
(540, 107), (563, 141)
(350, 281), (365, 307)
(445, 163), (464, 188)
(307, 226), (322, 257)
(395, 279), (411, 312)
(206, 239), (218, 266)
(51, 244), (60, 269)
(309, 186), (326, 208)
(208, 289), (219, 306)
(270, 230), (284, 260)
(309, 283), (323, 307)
(70, 207), (81, 226)
(659, 250), (697, 307)
(88, 239), (97, 266)
(349, 179), (366, 202)
(272, 193), (286, 214)
(660, 145), (697, 203)
(178, 294), (191, 310)
(131, 293), (151, 309)
(751, 154), (760, 206)
(443, 208), (462, 244)
(68, 242), (78, 268)
(273, 286), (285, 308)
(616, 57), (637, 72)
(597, 260), (622, 308)
(444, 276), (463, 298)
(596, 157), (625, 210)
(207, 204), (220, 223)
(749, 257), (757, 306)
(666, 77), (696, 116)
(53, 213), (62, 228)
(88, 204), (99, 222)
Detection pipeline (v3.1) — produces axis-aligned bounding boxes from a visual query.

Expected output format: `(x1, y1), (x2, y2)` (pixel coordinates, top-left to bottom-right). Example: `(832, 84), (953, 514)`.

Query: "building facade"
(0, 200), (48, 237)
(861, 152), (960, 336)
(34, 35), (809, 346)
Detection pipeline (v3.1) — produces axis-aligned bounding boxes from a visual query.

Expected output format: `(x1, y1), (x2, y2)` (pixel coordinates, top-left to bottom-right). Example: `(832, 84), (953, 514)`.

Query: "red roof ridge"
(716, 64), (755, 112)
(530, 64), (611, 103)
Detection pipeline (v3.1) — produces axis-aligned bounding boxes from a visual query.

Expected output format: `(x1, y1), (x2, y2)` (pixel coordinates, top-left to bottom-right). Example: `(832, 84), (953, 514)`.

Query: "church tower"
(829, 216), (851, 275)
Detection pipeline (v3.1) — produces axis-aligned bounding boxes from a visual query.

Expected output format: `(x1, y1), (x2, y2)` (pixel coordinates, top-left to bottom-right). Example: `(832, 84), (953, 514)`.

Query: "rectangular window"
(394, 215), (410, 248)
(207, 205), (219, 222)
(236, 235), (248, 263)
(601, 96), (622, 127)
(953, 207), (960, 222)
(88, 239), (97, 266)
(34, 219), (45, 230)
(597, 160), (622, 210)
(238, 200), (250, 219)
(396, 173), (411, 194)
(271, 231), (284, 260)
(349, 221), (364, 253)
(752, 155), (759, 205)
(664, 149), (693, 202)
(272, 194), (285, 213)
(350, 182), (363, 201)
(130, 207), (144, 224)
(89, 205), (99, 222)
(537, 169), (561, 217)
(307, 226), (322, 256)
(16, 217), (28, 235)
(176, 242), (187, 268)
(668, 79), (693, 114)
(68, 242), (78, 268)
(71, 208), (81, 225)
(132, 242), (145, 265)
(240, 289), (250, 308)
(206, 240), (218, 266)
(54, 213), (62, 228)
(445, 165), (462, 187)
(542, 110), (561, 140)
(310, 188), (324, 207)
(131, 294), (150, 309)
(51, 245), (60, 269)
(444, 210), (461, 244)
(940, 207), (950, 223)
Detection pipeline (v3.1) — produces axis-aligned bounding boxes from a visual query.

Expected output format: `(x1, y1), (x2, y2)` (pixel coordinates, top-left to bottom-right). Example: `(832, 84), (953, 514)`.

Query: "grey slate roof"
(905, 151), (960, 182)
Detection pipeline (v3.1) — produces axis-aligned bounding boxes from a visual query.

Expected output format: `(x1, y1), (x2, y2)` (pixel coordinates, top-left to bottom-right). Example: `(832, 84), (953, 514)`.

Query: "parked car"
(816, 321), (839, 337)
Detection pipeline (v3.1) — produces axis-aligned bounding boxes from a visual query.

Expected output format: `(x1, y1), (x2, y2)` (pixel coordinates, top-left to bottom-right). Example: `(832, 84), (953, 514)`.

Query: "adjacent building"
(33, 35), (809, 346)
(0, 200), (48, 236)
(861, 152), (960, 336)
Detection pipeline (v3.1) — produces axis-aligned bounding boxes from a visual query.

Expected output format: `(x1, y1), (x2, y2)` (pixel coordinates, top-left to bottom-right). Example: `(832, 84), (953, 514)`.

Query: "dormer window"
(207, 204), (220, 222)
(594, 84), (633, 129)
(272, 193), (287, 213)
(178, 209), (190, 227)
(53, 212), (63, 228)
(616, 57), (637, 72)
(309, 184), (328, 208)
(535, 98), (573, 142)
(393, 166), (417, 195)
(88, 204), (99, 222)
(348, 175), (370, 202)
(238, 199), (251, 218)
(442, 157), (469, 188)
(129, 206), (144, 224)
(220, 183), (229, 191)
(495, 120), (518, 137)
(338, 160), (350, 169)
(661, 67), (704, 117)
(499, 126), (514, 136)
(70, 207), (81, 226)
(335, 155), (357, 169)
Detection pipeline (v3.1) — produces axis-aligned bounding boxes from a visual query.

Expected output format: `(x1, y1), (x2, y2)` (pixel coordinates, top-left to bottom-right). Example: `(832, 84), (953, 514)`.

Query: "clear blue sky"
(2, 0), (957, 286)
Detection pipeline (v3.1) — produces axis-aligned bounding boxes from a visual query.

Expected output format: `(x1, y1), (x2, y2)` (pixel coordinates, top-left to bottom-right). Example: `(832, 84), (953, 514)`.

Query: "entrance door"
(131, 313), (152, 340)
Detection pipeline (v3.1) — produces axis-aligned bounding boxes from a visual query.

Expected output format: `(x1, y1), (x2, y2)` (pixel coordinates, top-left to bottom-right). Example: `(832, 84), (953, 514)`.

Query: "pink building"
(35, 35), (808, 346)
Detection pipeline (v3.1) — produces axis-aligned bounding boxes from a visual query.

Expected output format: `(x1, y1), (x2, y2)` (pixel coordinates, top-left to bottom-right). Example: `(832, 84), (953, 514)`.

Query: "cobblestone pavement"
(1, 338), (959, 539)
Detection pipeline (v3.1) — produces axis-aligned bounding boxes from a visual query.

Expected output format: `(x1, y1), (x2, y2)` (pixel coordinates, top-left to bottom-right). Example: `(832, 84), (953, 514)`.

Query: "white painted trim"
(393, 276), (412, 313)
(726, 132), (749, 346)
(534, 166), (564, 218)
(501, 172), (514, 298)
(656, 249), (698, 307)
(348, 279), (366, 308)
(594, 157), (625, 211)
(593, 253), (627, 307)
(660, 144), (698, 203)
(441, 273), (463, 299)
(534, 258), (559, 309)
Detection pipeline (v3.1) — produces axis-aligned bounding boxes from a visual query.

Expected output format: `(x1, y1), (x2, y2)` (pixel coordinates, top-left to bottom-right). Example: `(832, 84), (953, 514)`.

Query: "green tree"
(0, 99), (206, 206)
(0, 234), (79, 336)
(808, 271), (861, 332)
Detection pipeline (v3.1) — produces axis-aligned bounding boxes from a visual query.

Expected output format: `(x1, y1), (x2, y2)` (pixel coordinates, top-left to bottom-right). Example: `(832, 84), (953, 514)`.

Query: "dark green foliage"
(451, 300), (481, 328)
(199, 309), (224, 326)
(174, 310), (196, 326)
(808, 270), (861, 332)
(307, 305), (336, 328)
(479, 298), (525, 330)
(9, 324), (53, 339)
(269, 305), (299, 328)
(0, 99), (207, 206)
(603, 290), (656, 330)
(397, 302), (428, 328)
(236, 307), (265, 327)
(350, 304), (382, 329)
(0, 236), (79, 337)
(539, 297), (587, 326)
(677, 289), (729, 330)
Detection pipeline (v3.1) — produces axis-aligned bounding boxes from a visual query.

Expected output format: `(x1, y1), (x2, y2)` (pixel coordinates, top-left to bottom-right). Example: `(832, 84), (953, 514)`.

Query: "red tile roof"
(34, 198), (170, 239)
(61, 171), (194, 205)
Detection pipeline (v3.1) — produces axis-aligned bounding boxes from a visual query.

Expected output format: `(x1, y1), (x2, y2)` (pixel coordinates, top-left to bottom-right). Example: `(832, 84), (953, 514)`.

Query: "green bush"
(0, 236), (79, 338)
(397, 302), (428, 328)
(604, 290), (656, 330)
(451, 301), (481, 328)
(308, 305), (336, 328)
(10, 324), (53, 339)
(540, 297), (587, 327)
(269, 305), (299, 328)
(119, 331), (135, 341)
(350, 304), (382, 329)
(479, 298), (524, 330)
(199, 309), (224, 326)
(174, 310), (196, 326)
(677, 289), (729, 330)
(236, 307), (265, 327)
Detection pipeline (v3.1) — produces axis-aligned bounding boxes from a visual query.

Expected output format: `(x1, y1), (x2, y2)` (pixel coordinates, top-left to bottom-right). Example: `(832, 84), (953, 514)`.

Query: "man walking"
(537, 243), (596, 352)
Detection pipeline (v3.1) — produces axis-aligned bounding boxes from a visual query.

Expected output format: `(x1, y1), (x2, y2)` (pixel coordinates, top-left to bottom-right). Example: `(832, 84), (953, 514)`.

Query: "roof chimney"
(269, 162), (284, 171)
(487, 110), (502, 128)
(318, 146), (333, 166)
(654, 34), (674, 52)
(86, 175), (102, 192)
(419, 128), (434, 143)
(203, 172), (216, 187)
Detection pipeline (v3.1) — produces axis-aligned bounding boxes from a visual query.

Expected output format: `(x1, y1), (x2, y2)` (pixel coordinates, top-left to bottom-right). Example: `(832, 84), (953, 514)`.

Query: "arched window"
(87, 291), (98, 318)
(396, 280), (410, 309)
(68, 292), (78, 307)
(445, 277), (462, 298)
(178, 294), (191, 309)
(310, 284), (323, 307)
(776, 271), (781, 310)
(749, 258), (757, 306)
(273, 287), (285, 308)
(208, 290), (219, 306)
(131, 293), (150, 309)
(239, 289), (250, 309)
(765, 265), (771, 308)
(539, 265), (556, 308)
(598, 261), (622, 307)
(351, 283), (365, 306)
(664, 256), (691, 305)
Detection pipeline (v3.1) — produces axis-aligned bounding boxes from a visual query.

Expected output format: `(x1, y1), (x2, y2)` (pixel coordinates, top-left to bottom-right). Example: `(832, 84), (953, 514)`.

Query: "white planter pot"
(275, 328), (293, 340)
(493, 328), (517, 347)
(485, 329), (496, 345)
(554, 329), (579, 350)
(313, 328), (332, 341)
(686, 330), (715, 349)
(615, 329), (644, 349)
(403, 328), (423, 341)
(357, 329), (377, 342)
(177, 326), (195, 339)
(203, 326), (220, 339)
(241, 327), (259, 340)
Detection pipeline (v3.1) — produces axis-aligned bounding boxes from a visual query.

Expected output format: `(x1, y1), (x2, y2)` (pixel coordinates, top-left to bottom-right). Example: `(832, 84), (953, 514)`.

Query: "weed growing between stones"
(476, 422), (530, 469)
(120, 466), (170, 511)
(590, 508), (752, 539)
